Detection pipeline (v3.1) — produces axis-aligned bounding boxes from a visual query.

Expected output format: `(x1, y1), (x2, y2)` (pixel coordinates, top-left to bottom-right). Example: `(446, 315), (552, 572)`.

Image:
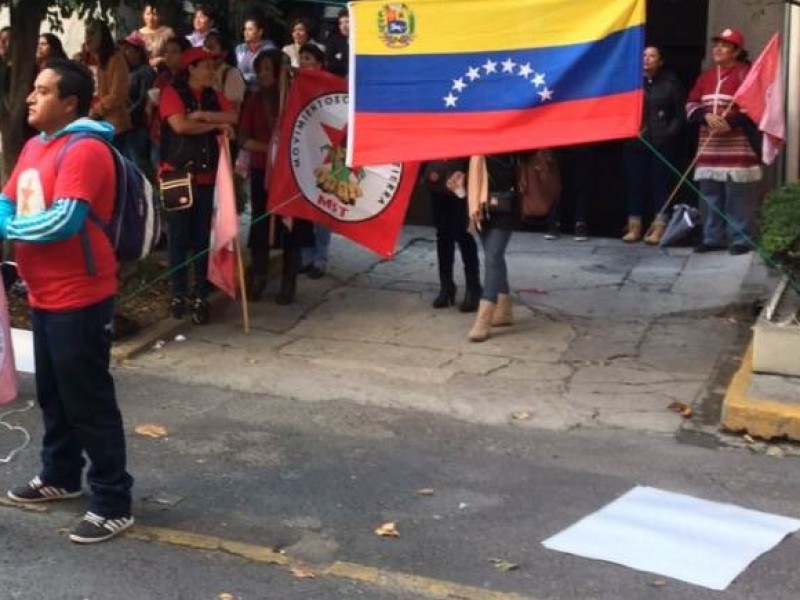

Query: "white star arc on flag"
(441, 57), (555, 109)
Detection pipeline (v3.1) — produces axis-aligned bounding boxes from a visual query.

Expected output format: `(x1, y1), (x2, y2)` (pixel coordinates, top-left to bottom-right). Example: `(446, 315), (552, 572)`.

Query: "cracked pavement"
(128, 226), (760, 436)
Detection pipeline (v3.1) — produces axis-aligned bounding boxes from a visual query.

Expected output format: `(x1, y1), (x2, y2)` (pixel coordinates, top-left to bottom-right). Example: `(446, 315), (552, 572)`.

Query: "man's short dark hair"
(44, 59), (94, 118)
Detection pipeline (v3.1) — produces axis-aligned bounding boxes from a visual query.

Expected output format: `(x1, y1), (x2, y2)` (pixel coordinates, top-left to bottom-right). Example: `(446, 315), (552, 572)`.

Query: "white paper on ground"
(542, 485), (800, 591)
(11, 328), (34, 374)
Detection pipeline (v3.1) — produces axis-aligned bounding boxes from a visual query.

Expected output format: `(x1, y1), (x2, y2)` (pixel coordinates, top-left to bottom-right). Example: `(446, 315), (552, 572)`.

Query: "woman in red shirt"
(239, 49), (283, 299)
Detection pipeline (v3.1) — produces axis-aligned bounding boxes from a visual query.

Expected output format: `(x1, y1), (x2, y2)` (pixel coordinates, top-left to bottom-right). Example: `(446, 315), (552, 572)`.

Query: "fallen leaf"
(667, 401), (688, 413)
(489, 558), (520, 572)
(667, 401), (693, 418)
(511, 411), (531, 421)
(134, 423), (168, 438)
(290, 565), (316, 579)
(416, 488), (434, 496)
(766, 446), (786, 459)
(375, 522), (399, 538)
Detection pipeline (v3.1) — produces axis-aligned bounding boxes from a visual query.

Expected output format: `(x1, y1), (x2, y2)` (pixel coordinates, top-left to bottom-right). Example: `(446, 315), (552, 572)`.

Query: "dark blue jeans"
(479, 226), (512, 302)
(32, 297), (133, 518)
(167, 183), (214, 299)
(698, 178), (761, 247)
(624, 143), (673, 220)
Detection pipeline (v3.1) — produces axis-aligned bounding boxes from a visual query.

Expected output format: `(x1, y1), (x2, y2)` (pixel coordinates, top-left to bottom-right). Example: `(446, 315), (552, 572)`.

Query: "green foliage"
(760, 182), (800, 271)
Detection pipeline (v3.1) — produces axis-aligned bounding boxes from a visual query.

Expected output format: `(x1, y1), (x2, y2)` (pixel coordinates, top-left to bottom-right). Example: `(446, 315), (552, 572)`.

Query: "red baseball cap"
(712, 28), (745, 49)
(181, 46), (219, 69)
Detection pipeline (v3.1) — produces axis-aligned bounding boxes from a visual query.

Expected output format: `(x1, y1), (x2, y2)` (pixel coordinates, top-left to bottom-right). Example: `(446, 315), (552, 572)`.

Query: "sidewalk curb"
(112, 291), (231, 364)
(721, 340), (800, 441)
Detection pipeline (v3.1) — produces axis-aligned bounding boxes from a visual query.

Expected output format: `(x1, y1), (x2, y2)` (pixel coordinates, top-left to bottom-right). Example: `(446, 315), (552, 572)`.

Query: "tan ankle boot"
(621, 216), (642, 243)
(468, 300), (496, 342)
(644, 219), (667, 245)
(492, 293), (513, 327)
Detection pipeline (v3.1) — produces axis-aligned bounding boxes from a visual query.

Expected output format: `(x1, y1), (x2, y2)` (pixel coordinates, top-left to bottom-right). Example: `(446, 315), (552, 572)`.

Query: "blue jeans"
(698, 178), (761, 247)
(168, 184), (214, 299)
(624, 143), (673, 219)
(479, 226), (512, 302)
(32, 297), (133, 518)
(302, 224), (332, 269)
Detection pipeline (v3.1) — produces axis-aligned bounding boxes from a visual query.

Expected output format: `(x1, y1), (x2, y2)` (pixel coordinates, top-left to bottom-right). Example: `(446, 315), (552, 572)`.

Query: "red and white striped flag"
(208, 137), (238, 298)
(0, 282), (18, 405)
(735, 33), (785, 165)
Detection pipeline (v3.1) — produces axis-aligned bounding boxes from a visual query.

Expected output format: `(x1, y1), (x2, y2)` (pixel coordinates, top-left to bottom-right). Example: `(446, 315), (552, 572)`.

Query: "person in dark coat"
(622, 45), (685, 244)
(324, 9), (350, 78)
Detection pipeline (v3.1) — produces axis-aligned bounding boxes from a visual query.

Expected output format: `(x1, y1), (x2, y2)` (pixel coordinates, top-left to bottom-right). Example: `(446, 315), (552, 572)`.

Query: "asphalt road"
(1, 371), (799, 600)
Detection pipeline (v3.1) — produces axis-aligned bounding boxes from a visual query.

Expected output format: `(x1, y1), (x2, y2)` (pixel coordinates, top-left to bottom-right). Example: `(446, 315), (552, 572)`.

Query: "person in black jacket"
(324, 9), (349, 78)
(622, 46), (685, 244)
(423, 158), (481, 312)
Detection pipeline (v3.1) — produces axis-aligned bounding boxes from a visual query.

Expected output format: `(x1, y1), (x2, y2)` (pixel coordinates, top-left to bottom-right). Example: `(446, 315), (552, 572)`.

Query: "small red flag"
(0, 282), (18, 405)
(734, 33), (785, 165)
(208, 137), (239, 298)
(268, 70), (419, 258)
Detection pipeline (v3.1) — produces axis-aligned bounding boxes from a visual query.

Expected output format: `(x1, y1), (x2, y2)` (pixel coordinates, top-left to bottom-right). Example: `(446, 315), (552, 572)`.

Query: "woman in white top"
(235, 15), (276, 89)
(136, 4), (175, 69)
(281, 18), (324, 69)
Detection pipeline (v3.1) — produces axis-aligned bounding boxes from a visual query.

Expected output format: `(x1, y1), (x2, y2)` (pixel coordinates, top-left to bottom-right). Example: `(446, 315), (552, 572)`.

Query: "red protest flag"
(0, 282), (18, 405)
(208, 137), (239, 298)
(268, 70), (419, 258)
(734, 33), (785, 165)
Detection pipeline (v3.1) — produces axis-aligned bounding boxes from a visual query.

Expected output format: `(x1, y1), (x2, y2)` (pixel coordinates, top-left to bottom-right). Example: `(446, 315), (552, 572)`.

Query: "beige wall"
(706, 0), (784, 64)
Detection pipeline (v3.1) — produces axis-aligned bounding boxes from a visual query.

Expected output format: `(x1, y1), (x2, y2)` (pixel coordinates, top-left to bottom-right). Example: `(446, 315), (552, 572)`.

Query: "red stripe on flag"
(350, 91), (643, 166)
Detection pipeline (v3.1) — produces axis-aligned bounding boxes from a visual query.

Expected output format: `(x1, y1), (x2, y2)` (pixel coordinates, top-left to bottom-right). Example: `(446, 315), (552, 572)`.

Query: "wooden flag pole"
(234, 237), (250, 334)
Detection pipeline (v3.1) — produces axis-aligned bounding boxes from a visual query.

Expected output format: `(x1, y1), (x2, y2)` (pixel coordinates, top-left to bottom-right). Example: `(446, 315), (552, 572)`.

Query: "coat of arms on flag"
(268, 69), (418, 258)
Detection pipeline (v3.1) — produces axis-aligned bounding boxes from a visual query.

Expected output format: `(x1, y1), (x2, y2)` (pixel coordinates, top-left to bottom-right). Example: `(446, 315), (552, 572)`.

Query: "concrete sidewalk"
(129, 226), (760, 436)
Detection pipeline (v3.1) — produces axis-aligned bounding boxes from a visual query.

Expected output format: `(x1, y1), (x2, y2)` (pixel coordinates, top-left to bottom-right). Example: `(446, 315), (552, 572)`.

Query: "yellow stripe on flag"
(351, 0), (645, 56)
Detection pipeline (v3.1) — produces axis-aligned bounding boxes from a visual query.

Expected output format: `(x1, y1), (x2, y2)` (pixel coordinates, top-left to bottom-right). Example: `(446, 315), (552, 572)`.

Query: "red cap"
(712, 28), (745, 49)
(122, 33), (147, 52)
(181, 46), (219, 69)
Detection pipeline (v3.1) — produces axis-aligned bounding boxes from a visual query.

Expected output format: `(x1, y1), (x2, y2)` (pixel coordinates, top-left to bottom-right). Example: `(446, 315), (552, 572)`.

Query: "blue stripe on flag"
(354, 26), (643, 113)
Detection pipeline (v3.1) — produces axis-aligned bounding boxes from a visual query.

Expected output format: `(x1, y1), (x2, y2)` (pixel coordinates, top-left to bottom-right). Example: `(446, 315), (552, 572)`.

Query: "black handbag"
(159, 170), (195, 212)
(485, 190), (517, 216)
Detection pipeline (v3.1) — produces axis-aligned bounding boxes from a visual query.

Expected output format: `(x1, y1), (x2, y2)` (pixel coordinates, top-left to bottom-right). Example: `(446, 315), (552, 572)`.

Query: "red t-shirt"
(2, 135), (117, 310)
(239, 91), (273, 171)
(159, 84), (232, 185)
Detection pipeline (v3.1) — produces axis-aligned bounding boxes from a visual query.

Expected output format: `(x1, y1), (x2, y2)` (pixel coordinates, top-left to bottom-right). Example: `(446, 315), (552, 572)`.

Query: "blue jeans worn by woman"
(479, 226), (512, 302)
(698, 178), (761, 248)
(624, 143), (673, 220)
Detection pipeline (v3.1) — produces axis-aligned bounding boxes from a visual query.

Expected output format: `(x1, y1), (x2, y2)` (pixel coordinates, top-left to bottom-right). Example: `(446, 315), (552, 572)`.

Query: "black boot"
(458, 233), (482, 313)
(433, 232), (456, 308)
(432, 280), (457, 308)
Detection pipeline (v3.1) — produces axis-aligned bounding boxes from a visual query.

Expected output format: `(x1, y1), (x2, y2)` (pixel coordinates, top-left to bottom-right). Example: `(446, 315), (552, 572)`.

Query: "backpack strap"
(55, 132), (118, 276)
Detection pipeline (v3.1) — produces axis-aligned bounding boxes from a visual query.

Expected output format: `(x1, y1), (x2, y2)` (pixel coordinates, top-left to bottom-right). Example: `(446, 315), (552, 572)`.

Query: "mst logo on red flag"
(268, 70), (418, 258)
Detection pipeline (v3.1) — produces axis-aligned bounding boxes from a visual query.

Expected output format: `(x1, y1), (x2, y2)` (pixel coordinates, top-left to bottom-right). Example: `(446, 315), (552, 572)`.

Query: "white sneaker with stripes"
(69, 511), (134, 544)
(6, 476), (83, 503)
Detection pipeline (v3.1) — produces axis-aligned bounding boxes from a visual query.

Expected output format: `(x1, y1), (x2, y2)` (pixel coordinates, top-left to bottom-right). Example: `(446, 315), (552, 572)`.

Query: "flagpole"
(234, 237), (250, 334)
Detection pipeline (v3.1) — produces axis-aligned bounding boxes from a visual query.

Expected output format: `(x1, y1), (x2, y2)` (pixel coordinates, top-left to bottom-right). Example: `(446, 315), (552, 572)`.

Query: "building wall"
(706, 0), (784, 65)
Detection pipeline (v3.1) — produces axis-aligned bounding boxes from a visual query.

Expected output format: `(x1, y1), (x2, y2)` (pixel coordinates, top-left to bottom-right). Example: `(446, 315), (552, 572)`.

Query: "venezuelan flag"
(347, 0), (645, 166)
